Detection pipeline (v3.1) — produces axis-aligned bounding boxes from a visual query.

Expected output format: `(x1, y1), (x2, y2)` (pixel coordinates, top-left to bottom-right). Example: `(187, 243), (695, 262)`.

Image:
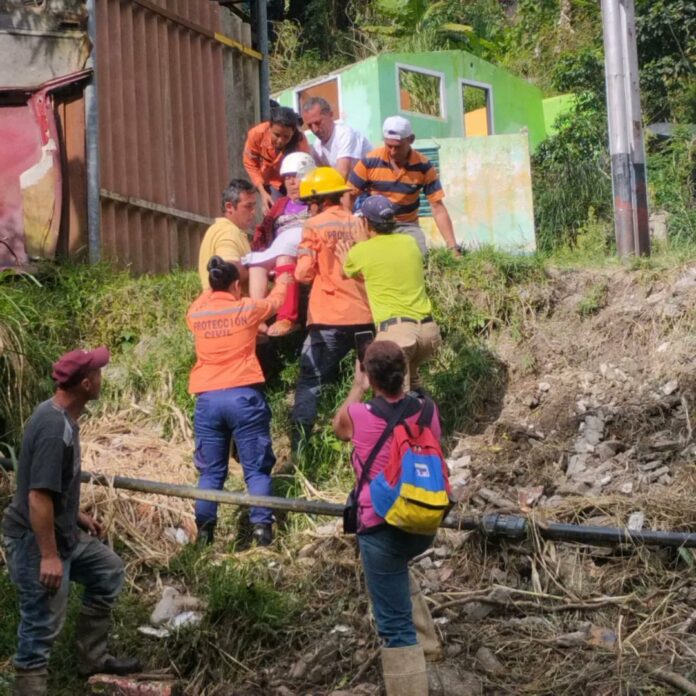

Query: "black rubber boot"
(252, 524), (273, 547)
(195, 520), (216, 547)
(75, 606), (142, 677)
(13, 667), (48, 696)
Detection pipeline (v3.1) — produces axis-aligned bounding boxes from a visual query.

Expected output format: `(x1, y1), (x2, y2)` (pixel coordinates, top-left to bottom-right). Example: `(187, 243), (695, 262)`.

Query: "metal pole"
(256, 0), (270, 121)
(76, 471), (696, 548)
(601, 0), (634, 257)
(620, 0), (650, 256)
(85, 0), (101, 263)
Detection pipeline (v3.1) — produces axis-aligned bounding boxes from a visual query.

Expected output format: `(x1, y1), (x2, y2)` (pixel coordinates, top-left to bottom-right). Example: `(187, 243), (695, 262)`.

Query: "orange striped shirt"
(348, 146), (444, 223)
(243, 122), (310, 190)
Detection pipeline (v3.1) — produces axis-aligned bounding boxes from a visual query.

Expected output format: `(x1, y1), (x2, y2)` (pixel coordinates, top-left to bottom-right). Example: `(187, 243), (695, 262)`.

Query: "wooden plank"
(100, 188), (213, 225)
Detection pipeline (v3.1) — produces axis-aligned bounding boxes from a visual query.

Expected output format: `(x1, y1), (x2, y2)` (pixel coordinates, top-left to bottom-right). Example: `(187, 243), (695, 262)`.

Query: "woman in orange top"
(243, 106), (311, 211)
(187, 256), (291, 546)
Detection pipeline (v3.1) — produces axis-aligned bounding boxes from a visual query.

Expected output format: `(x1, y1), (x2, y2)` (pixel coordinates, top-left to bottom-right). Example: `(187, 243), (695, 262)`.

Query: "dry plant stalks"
(79, 413), (196, 572)
(652, 667), (696, 695)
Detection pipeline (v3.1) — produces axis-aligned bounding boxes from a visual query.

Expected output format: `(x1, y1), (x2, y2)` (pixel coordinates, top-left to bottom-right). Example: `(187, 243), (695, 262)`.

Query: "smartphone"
(354, 330), (375, 367)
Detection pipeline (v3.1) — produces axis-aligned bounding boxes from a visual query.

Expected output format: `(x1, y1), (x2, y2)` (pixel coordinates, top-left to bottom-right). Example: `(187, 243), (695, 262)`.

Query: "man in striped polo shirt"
(348, 116), (459, 256)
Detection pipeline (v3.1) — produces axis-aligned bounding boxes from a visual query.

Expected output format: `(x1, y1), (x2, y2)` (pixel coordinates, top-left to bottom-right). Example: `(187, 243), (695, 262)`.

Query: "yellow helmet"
(299, 166), (350, 199)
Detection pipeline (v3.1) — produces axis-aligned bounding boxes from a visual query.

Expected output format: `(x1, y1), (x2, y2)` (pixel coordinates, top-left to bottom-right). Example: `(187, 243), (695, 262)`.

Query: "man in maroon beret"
(2, 347), (140, 695)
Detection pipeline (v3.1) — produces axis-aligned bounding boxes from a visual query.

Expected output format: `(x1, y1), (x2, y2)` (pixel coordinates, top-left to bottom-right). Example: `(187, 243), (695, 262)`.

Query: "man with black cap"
(338, 195), (442, 393)
(2, 347), (140, 695)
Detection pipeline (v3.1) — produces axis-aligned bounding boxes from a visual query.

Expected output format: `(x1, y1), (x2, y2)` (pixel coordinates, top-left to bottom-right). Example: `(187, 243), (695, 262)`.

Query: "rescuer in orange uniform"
(187, 256), (293, 546)
(291, 167), (373, 452)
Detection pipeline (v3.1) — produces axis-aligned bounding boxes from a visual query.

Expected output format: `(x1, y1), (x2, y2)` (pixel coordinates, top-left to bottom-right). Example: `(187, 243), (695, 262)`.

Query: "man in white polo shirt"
(302, 97), (372, 179)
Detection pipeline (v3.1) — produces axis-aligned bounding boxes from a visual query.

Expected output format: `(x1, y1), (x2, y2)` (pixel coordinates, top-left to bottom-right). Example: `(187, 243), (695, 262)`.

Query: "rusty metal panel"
(96, 0), (246, 272)
(57, 93), (88, 258)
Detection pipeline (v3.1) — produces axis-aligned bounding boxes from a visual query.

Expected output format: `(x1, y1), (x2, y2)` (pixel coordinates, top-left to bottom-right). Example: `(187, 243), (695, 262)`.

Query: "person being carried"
(348, 115), (459, 256)
(243, 106), (310, 211)
(338, 195), (442, 393)
(2, 348), (141, 696)
(301, 97), (372, 180)
(291, 166), (373, 453)
(242, 152), (316, 337)
(198, 179), (257, 290)
(333, 341), (443, 696)
(187, 256), (292, 547)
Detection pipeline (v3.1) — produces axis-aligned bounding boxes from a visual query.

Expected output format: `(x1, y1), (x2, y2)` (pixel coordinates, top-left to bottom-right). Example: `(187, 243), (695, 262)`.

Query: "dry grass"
(79, 411), (197, 574)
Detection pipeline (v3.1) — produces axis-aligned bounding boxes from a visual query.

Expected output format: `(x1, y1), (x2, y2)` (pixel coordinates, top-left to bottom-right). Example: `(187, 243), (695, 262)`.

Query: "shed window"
(462, 81), (493, 137)
(296, 77), (340, 117)
(398, 67), (443, 119)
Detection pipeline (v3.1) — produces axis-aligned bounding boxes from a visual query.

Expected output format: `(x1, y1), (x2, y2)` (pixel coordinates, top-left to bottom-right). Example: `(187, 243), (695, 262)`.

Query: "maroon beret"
(52, 346), (110, 385)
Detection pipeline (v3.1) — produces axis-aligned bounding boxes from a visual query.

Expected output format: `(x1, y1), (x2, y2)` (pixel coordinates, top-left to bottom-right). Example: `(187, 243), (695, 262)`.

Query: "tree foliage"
(269, 0), (695, 248)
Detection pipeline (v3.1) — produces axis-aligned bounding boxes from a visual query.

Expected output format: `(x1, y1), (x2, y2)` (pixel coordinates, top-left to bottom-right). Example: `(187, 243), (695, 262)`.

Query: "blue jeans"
(292, 325), (373, 440)
(194, 386), (275, 526)
(3, 529), (124, 670)
(357, 526), (434, 647)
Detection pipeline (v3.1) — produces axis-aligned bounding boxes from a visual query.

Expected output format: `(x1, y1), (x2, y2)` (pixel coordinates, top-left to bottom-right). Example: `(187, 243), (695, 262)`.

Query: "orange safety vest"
(187, 284), (284, 394)
(295, 206), (372, 327)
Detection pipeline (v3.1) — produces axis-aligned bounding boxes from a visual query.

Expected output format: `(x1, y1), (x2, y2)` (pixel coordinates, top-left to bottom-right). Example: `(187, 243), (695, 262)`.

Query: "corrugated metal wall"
(95, 0), (257, 273)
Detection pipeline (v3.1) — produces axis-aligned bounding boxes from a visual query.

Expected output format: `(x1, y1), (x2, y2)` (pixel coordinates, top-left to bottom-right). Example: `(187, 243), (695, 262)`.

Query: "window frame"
(459, 78), (495, 136)
(395, 63), (447, 122)
(293, 74), (343, 119)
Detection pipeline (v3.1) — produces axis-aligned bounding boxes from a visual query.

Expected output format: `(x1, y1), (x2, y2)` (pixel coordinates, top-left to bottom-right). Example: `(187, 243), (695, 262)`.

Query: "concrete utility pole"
(601, 0), (650, 256)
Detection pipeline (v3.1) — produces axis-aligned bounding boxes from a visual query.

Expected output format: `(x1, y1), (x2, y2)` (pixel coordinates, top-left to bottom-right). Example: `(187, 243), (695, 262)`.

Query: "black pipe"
(4, 460), (696, 548)
(75, 476), (696, 548)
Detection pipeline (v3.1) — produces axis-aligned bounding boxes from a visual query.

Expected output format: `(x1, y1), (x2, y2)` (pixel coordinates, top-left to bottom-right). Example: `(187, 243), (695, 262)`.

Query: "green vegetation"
(0, 248), (553, 693)
(0, 249), (548, 452)
(578, 281), (610, 317)
(270, 0), (696, 252)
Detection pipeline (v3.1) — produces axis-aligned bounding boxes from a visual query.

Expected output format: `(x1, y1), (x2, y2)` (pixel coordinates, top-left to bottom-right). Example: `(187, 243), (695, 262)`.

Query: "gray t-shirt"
(2, 399), (81, 558)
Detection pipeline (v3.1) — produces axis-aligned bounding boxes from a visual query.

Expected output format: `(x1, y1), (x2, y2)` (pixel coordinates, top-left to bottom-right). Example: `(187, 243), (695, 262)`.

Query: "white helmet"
(280, 152), (316, 178)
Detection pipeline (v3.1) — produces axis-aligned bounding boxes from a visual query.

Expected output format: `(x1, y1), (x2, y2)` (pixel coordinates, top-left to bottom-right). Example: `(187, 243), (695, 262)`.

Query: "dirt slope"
(245, 263), (696, 696)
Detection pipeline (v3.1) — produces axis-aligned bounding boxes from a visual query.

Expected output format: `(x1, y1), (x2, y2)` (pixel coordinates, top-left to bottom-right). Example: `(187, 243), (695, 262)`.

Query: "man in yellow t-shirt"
(341, 195), (441, 391)
(198, 179), (255, 290)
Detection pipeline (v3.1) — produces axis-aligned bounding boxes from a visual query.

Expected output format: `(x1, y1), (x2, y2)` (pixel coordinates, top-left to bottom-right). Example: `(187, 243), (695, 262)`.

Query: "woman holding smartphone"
(333, 340), (442, 696)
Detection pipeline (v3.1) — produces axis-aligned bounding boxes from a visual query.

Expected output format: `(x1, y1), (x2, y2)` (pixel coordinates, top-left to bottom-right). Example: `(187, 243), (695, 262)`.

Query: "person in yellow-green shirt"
(339, 195), (441, 392)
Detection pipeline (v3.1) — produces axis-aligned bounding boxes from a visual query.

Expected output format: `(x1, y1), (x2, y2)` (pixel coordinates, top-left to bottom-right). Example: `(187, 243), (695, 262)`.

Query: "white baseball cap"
(382, 115), (413, 141)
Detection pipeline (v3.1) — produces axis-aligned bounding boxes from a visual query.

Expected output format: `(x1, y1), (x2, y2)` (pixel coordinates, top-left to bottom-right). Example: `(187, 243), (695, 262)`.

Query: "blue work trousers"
(3, 529), (124, 670)
(357, 526), (434, 647)
(292, 325), (373, 436)
(193, 386), (275, 526)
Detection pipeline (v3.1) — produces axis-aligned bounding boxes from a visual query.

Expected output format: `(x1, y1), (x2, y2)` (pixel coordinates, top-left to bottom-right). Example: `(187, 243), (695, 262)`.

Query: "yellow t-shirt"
(343, 233), (432, 325)
(198, 218), (251, 289)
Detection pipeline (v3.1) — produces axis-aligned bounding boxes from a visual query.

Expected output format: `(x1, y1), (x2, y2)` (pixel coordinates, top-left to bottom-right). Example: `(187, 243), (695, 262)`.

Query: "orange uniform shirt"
(295, 206), (372, 327)
(187, 283), (286, 394)
(243, 122), (311, 190)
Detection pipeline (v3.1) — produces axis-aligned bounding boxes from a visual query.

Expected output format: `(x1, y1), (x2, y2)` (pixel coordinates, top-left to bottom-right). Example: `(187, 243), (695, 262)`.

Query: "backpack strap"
(368, 394), (421, 423)
(353, 396), (411, 499)
(416, 397), (435, 429)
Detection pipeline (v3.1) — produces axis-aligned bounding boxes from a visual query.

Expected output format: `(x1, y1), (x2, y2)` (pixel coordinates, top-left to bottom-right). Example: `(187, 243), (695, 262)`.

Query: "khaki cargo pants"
(375, 319), (442, 391)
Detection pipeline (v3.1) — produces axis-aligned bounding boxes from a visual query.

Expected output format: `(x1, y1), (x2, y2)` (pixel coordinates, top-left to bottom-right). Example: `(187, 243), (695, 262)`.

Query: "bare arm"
(333, 361), (370, 441)
(28, 489), (63, 591)
(430, 200), (460, 254)
(334, 157), (357, 181)
(232, 261), (249, 283)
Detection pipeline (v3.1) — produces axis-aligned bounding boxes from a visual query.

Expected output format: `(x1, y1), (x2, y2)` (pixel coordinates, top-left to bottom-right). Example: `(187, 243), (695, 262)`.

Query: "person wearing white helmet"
(243, 152), (317, 337)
